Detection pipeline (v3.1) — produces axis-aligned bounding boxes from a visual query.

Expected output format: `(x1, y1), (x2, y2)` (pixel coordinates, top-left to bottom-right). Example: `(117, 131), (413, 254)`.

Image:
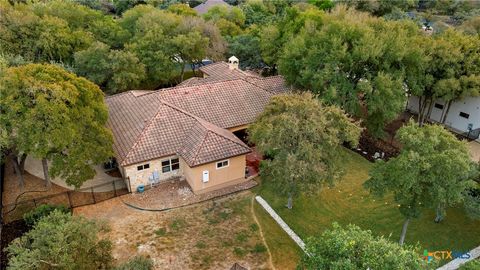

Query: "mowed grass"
(253, 202), (301, 270)
(257, 148), (480, 253)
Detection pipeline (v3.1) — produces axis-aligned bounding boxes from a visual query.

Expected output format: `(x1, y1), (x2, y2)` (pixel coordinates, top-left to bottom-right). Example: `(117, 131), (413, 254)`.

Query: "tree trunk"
(180, 65), (185, 82)
(19, 153), (27, 174)
(441, 100), (452, 124)
(42, 158), (51, 188)
(191, 63), (196, 76)
(10, 154), (24, 188)
(399, 218), (410, 246)
(434, 205), (445, 223)
(286, 193), (293, 209)
(426, 98), (434, 120)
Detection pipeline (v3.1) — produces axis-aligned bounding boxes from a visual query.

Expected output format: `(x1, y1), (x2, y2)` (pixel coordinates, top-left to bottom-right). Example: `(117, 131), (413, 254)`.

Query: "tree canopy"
(248, 92), (361, 208)
(6, 210), (112, 270)
(0, 64), (113, 188)
(299, 223), (432, 270)
(277, 6), (422, 137)
(364, 121), (477, 244)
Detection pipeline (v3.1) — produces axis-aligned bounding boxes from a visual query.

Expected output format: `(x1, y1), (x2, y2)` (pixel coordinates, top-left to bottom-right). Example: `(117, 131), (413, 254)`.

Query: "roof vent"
(228, 55), (239, 70)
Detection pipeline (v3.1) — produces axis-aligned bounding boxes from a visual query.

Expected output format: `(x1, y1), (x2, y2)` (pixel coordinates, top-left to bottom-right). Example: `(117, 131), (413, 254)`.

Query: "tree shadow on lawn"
(257, 148), (480, 253)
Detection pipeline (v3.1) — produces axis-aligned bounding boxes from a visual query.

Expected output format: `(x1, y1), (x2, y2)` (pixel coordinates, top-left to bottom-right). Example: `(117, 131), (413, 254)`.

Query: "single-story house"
(407, 96), (480, 141)
(106, 57), (288, 194)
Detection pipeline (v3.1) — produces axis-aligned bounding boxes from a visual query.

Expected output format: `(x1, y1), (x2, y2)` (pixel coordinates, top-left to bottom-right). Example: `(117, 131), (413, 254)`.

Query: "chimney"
(228, 55), (239, 70)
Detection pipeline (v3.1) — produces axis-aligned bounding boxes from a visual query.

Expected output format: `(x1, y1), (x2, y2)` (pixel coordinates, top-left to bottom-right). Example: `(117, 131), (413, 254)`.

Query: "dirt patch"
(122, 179), (257, 210)
(2, 159), (69, 206)
(75, 192), (270, 269)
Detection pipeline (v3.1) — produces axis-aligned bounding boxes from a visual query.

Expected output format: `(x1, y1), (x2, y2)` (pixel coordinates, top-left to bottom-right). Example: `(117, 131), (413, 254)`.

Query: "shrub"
(251, 243), (267, 253)
(299, 223), (434, 270)
(8, 210), (112, 270)
(233, 247), (247, 257)
(115, 256), (153, 270)
(23, 204), (70, 226)
(249, 223), (259, 232)
(464, 188), (480, 220)
(154, 228), (167, 236)
(195, 241), (207, 249)
(235, 231), (249, 243)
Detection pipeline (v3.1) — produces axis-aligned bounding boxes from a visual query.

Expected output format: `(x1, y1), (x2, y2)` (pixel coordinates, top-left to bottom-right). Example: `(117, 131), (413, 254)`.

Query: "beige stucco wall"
(228, 124), (249, 132)
(123, 155), (182, 192)
(181, 155), (247, 194)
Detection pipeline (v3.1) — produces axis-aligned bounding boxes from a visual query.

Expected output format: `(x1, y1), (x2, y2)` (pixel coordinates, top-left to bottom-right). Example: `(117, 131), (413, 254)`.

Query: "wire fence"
(1, 178), (130, 223)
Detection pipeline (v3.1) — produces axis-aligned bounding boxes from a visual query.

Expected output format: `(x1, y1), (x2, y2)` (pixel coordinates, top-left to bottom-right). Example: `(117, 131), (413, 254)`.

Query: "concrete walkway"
(24, 156), (125, 192)
(468, 141), (480, 163)
(436, 246), (480, 270)
(255, 195), (306, 252)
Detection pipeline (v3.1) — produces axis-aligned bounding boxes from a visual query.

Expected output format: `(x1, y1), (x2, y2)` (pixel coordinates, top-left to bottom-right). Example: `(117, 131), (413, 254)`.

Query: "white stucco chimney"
(228, 55), (239, 70)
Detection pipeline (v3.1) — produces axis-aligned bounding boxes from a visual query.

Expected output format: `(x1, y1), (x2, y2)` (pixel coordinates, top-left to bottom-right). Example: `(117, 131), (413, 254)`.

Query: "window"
(216, 159), (229, 169)
(434, 103), (444, 110)
(460, 112), (470, 119)
(137, 163), (150, 171)
(161, 158), (180, 173)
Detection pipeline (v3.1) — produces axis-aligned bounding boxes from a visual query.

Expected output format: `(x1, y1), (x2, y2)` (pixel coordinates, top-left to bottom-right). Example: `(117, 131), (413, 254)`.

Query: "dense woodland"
(2, 1), (480, 269)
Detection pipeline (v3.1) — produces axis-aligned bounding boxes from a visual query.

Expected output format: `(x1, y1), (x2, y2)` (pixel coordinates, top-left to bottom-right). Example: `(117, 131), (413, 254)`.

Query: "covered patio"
(24, 156), (126, 192)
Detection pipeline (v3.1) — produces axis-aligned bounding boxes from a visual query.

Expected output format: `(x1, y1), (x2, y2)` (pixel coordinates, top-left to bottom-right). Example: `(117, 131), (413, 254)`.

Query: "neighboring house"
(106, 57), (288, 194)
(193, 0), (231, 15)
(407, 96), (480, 141)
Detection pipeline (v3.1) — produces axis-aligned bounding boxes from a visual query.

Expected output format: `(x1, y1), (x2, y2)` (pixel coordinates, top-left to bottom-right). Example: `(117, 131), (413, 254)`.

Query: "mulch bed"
(122, 178), (258, 211)
(345, 133), (401, 163)
(0, 219), (29, 269)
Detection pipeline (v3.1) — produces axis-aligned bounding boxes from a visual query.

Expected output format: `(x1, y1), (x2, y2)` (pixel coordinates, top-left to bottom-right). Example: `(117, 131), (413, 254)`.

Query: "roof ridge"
(105, 90), (134, 100)
(190, 127), (210, 166)
(120, 96), (163, 165)
(201, 122), (250, 151)
(161, 100), (246, 148)
(242, 76), (276, 94)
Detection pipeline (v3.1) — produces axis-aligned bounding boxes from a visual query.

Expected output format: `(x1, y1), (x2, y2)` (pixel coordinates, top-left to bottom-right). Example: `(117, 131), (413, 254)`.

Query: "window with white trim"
(161, 158), (180, 173)
(137, 163), (150, 171)
(216, 159), (229, 169)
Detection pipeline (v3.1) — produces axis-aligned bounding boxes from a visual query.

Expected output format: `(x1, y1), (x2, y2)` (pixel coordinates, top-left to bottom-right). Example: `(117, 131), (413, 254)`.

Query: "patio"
(122, 177), (258, 211)
(24, 156), (125, 192)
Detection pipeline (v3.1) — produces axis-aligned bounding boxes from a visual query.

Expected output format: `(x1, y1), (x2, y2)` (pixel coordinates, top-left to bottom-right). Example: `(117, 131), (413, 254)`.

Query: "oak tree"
(364, 121), (477, 245)
(248, 93), (361, 209)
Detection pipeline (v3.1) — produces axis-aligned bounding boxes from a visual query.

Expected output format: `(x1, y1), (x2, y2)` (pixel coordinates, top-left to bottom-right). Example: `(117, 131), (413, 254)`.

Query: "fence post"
(91, 187), (96, 204)
(113, 180), (117, 197)
(67, 191), (73, 208)
(33, 199), (37, 207)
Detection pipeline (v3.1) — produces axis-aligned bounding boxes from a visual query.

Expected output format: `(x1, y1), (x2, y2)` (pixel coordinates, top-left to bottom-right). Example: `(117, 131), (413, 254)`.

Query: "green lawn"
(253, 202), (301, 270)
(256, 149), (480, 253)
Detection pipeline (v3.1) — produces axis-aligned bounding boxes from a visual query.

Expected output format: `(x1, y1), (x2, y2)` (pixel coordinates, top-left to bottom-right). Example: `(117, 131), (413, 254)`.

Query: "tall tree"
(299, 223), (432, 270)
(278, 6), (422, 137)
(364, 121), (477, 245)
(248, 93), (361, 209)
(171, 31), (209, 82)
(74, 42), (145, 93)
(0, 64), (113, 188)
(6, 210), (112, 270)
(412, 30), (480, 126)
(227, 33), (264, 69)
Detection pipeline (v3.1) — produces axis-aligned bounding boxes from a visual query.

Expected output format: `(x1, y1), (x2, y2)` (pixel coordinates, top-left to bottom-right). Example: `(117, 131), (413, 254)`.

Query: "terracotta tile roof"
(193, 0), (231, 15)
(178, 118), (251, 167)
(199, 62), (256, 81)
(159, 79), (275, 128)
(106, 61), (289, 167)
